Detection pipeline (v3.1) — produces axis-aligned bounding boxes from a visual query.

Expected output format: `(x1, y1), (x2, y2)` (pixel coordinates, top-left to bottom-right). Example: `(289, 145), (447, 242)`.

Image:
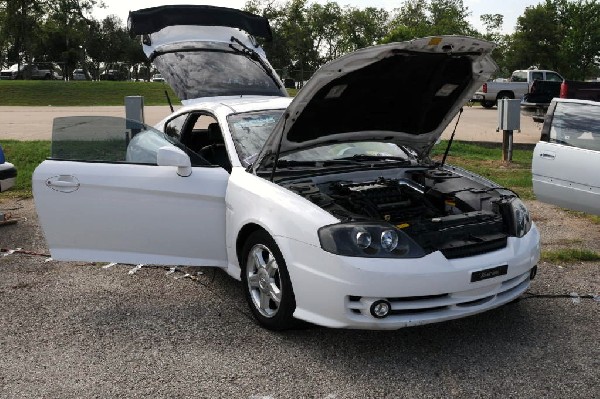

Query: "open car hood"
(254, 36), (496, 170)
(128, 5), (287, 103)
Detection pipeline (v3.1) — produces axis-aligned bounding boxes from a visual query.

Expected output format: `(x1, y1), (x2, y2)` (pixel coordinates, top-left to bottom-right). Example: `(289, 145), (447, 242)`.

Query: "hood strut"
(270, 112), (290, 182)
(441, 107), (463, 167)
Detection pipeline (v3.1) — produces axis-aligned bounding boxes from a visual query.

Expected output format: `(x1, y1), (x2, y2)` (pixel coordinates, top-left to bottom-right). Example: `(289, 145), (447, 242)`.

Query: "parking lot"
(1, 193), (599, 397)
(0, 104), (543, 143)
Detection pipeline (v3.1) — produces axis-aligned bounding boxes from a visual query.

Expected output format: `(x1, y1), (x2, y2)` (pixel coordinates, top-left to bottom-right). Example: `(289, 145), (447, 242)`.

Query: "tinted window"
(51, 116), (207, 166)
(164, 114), (187, 140)
(52, 116), (175, 163)
(531, 72), (543, 81)
(550, 103), (600, 152)
(546, 73), (563, 82)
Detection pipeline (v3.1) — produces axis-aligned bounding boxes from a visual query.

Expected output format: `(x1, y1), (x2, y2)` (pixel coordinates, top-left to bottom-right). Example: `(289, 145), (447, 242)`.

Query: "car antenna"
(270, 112), (290, 182)
(441, 107), (463, 167)
(164, 90), (174, 113)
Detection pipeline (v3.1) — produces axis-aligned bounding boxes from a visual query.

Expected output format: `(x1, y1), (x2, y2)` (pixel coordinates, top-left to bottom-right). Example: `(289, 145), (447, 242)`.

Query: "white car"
(72, 69), (91, 81)
(151, 73), (165, 82)
(33, 6), (540, 330)
(532, 98), (600, 215)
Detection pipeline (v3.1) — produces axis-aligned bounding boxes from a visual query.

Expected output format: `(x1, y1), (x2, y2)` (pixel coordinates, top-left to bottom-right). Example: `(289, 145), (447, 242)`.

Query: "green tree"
(339, 7), (389, 53)
(507, 0), (600, 79)
(558, 0), (600, 79)
(384, 0), (474, 42)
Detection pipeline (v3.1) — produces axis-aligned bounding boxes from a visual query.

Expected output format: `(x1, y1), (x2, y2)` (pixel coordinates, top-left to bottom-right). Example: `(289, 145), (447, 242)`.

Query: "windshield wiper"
(229, 36), (282, 89)
(336, 154), (412, 164)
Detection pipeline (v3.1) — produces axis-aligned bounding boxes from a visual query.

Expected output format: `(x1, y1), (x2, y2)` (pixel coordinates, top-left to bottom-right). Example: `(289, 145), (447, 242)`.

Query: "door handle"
(539, 152), (556, 160)
(46, 175), (80, 193)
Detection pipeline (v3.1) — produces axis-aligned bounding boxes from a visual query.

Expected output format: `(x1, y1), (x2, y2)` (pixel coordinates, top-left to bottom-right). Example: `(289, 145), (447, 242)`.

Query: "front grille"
(441, 236), (507, 259)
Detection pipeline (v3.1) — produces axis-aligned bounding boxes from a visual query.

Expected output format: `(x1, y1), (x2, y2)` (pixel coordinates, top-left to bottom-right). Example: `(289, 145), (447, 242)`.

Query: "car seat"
(200, 123), (231, 172)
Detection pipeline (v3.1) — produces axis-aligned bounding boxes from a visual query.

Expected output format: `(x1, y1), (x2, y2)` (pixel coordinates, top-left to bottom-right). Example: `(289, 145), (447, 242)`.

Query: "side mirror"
(157, 146), (192, 177)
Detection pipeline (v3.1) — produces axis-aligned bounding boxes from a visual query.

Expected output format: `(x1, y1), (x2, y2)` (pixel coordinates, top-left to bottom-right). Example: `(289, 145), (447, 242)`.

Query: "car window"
(531, 72), (543, 81)
(228, 110), (285, 165)
(546, 73), (563, 82)
(164, 114), (187, 140)
(50, 116), (207, 165)
(511, 71), (527, 82)
(550, 103), (600, 152)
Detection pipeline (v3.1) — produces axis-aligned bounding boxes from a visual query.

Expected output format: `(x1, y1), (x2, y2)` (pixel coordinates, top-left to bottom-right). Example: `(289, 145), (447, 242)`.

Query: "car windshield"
(228, 110), (416, 166)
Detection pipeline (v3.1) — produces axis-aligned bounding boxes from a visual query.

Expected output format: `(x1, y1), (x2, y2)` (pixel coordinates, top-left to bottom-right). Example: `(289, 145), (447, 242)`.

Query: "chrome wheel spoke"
(265, 256), (278, 277)
(259, 291), (271, 311)
(269, 283), (281, 304)
(247, 273), (260, 288)
(252, 249), (266, 270)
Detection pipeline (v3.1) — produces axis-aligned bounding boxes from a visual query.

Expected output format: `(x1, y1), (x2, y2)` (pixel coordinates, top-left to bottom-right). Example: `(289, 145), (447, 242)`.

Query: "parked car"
(0, 145), (17, 192)
(532, 98), (600, 215)
(150, 73), (165, 82)
(523, 79), (600, 109)
(33, 6), (540, 331)
(472, 69), (564, 108)
(72, 69), (92, 81)
(0, 62), (62, 80)
(99, 69), (126, 81)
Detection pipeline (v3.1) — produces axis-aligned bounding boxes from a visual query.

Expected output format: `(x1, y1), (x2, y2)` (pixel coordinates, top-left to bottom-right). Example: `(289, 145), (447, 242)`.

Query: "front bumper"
(276, 225), (540, 330)
(0, 162), (17, 192)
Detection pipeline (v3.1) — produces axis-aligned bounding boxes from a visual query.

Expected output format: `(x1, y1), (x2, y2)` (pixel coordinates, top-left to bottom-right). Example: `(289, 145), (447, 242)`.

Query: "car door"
(33, 116), (229, 266)
(532, 100), (600, 215)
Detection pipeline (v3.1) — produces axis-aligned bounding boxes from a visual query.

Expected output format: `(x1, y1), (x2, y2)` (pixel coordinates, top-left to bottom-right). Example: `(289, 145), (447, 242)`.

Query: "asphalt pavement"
(0, 104), (543, 144)
(0, 201), (598, 398)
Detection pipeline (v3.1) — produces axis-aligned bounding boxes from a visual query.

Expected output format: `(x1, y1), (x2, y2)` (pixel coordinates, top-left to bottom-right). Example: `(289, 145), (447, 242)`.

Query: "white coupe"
(33, 6), (540, 330)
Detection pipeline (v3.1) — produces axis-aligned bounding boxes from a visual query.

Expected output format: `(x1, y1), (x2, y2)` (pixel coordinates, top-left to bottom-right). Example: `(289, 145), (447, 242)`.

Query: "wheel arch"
(236, 222), (269, 270)
(496, 90), (515, 100)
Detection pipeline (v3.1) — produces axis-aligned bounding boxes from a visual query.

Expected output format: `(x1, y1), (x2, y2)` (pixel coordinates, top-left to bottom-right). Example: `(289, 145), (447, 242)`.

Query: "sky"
(93, 0), (545, 34)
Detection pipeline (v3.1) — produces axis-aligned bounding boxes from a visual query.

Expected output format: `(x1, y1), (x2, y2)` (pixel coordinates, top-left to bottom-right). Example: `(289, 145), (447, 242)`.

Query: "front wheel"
(241, 230), (297, 330)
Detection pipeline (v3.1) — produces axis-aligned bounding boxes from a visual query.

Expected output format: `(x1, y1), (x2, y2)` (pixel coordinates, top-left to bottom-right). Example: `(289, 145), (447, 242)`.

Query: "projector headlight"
(318, 222), (425, 258)
(509, 198), (532, 238)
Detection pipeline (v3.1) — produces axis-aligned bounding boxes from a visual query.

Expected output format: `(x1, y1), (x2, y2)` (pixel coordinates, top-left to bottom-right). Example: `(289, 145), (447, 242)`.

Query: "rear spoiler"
(128, 5), (273, 40)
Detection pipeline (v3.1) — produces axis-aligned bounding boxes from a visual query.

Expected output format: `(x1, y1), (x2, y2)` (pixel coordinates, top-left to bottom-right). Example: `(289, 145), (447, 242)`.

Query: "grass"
(431, 140), (534, 199)
(0, 80), (181, 106)
(541, 248), (600, 263)
(0, 81), (298, 106)
(0, 140), (50, 197)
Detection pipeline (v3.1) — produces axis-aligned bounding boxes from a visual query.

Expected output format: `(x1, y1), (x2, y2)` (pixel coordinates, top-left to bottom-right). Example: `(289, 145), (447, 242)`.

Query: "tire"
(481, 101), (495, 109)
(241, 230), (297, 330)
(496, 91), (514, 102)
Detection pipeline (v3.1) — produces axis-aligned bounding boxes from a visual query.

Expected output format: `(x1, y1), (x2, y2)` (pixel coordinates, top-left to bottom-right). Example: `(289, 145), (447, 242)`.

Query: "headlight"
(318, 222), (425, 258)
(509, 198), (532, 237)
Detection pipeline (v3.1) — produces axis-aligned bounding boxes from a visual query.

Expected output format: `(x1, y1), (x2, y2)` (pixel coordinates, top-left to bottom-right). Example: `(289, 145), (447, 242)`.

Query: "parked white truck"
(472, 69), (563, 108)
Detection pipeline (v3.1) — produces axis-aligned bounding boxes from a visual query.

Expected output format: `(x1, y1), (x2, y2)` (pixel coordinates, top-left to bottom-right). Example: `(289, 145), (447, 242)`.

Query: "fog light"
(530, 265), (537, 280)
(370, 300), (391, 319)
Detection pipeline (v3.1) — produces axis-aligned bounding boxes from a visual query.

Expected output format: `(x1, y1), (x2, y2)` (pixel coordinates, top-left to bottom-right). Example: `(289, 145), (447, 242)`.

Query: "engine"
(284, 172), (513, 258)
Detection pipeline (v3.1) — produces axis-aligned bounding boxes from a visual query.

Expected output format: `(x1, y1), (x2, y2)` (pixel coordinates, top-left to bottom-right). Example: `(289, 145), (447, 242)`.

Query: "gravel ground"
(0, 198), (598, 398)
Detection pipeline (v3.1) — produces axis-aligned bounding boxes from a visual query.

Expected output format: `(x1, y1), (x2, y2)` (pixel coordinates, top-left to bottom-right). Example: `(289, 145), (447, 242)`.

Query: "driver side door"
(33, 116), (229, 266)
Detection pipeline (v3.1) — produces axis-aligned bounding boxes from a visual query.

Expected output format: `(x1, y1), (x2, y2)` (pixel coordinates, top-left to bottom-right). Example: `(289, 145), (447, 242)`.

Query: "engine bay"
(284, 167), (517, 258)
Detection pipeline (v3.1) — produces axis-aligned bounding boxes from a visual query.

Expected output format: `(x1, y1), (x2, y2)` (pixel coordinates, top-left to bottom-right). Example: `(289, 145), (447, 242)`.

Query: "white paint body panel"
(33, 161), (229, 266)
(533, 141), (600, 215)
